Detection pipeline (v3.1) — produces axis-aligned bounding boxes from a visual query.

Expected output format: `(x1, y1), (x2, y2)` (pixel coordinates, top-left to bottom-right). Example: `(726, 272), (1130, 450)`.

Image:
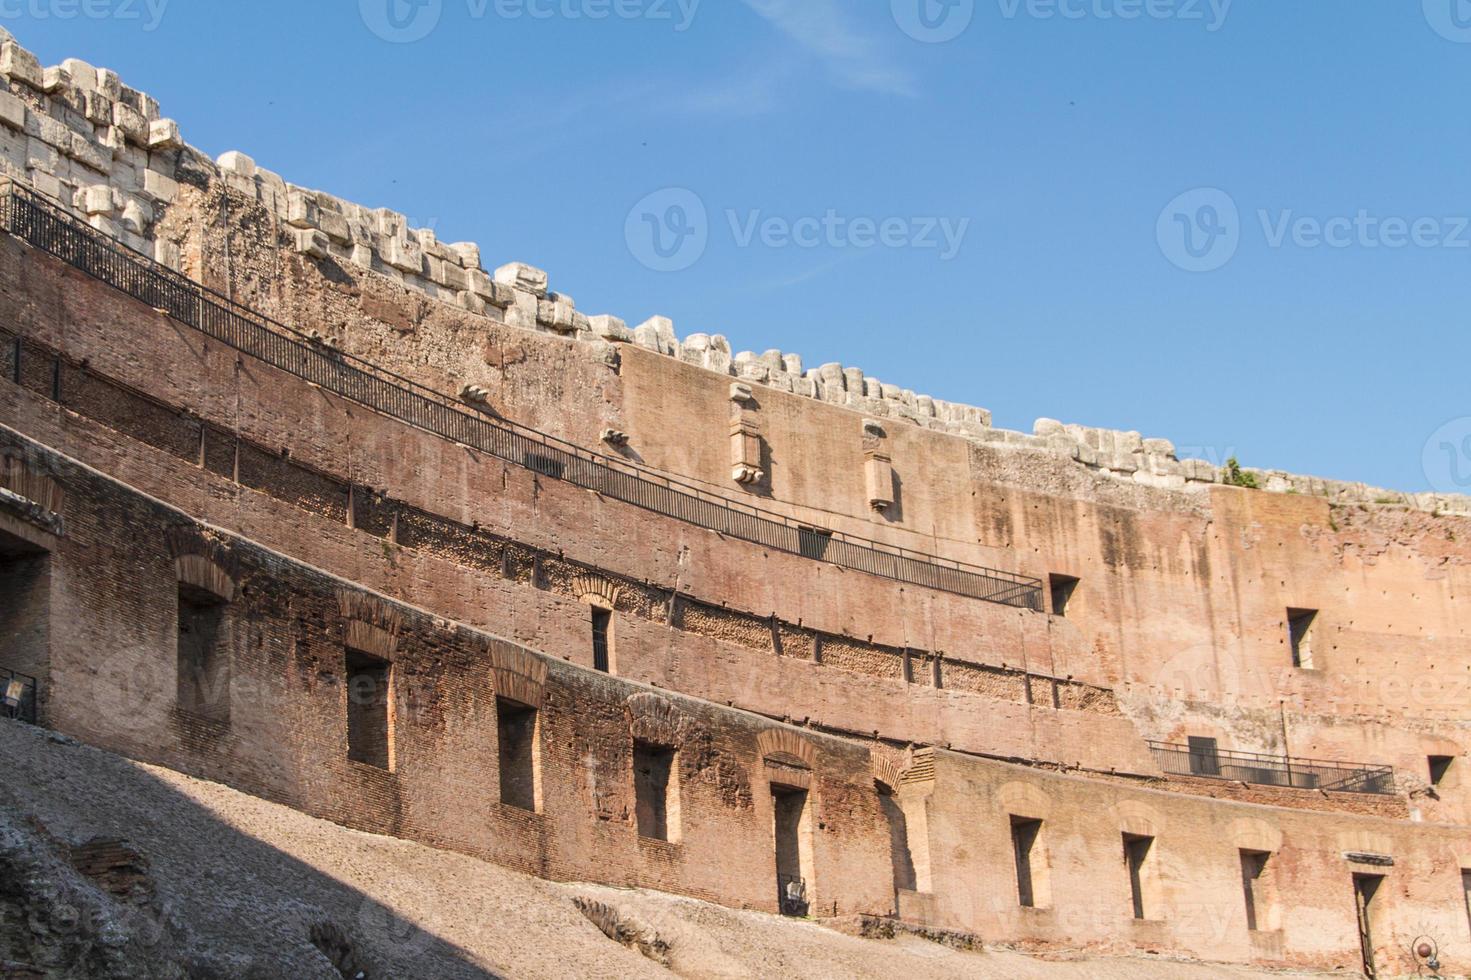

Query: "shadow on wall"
(0, 719), (503, 979)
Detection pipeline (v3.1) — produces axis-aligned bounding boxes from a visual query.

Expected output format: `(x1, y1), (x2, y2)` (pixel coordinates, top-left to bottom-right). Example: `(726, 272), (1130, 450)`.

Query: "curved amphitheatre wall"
(1, 31), (1470, 972)
(1, 31), (1468, 770)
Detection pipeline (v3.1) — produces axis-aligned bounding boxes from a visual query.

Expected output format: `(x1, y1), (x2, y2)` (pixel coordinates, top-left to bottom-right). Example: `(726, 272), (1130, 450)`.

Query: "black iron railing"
(0, 181), (1044, 611)
(777, 874), (809, 917)
(1147, 741), (1395, 796)
(1, 668), (37, 724)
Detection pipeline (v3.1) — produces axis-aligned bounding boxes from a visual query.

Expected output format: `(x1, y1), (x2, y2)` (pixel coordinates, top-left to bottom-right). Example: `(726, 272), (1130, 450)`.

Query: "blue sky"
(7, 1), (1471, 492)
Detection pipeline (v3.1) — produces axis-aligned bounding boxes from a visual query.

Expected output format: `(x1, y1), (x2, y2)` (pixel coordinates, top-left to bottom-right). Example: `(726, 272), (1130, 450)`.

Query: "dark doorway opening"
(633, 740), (677, 841)
(497, 697), (539, 811)
(1353, 873), (1383, 978)
(345, 649), (391, 769)
(1049, 574), (1079, 617)
(877, 783), (916, 896)
(178, 584), (230, 722)
(1123, 833), (1156, 920)
(773, 784), (811, 916)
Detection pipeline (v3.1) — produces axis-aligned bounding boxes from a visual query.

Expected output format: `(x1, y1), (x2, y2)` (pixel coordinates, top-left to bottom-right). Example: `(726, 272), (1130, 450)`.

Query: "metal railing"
(0, 182), (1044, 611)
(1147, 741), (1395, 796)
(777, 874), (809, 917)
(1, 668), (37, 724)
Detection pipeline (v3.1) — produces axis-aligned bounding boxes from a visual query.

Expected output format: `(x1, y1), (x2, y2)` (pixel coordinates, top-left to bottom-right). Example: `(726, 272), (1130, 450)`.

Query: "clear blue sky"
(8, 1), (1470, 492)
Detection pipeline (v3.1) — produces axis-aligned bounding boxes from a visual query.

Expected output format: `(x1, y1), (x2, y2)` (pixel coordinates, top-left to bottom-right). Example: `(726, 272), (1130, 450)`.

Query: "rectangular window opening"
(177, 584), (229, 723)
(345, 649), (392, 769)
(1239, 850), (1275, 932)
(497, 697), (540, 811)
(1430, 755), (1454, 787)
(1187, 736), (1222, 777)
(0, 533), (50, 722)
(1353, 873), (1383, 978)
(592, 607), (613, 674)
(1049, 574), (1080, 617)
(1123, 833), (1156, 921)
(633, 740), (679, 842)
(773, 784), (813, 916)
(1288, 608), (1318, 669)
(1010, 817), (1049, 909)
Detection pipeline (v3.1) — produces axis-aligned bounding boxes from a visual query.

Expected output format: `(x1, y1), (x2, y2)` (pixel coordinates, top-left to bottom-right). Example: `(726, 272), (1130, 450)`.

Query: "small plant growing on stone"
(1224, 458), (1259, 490)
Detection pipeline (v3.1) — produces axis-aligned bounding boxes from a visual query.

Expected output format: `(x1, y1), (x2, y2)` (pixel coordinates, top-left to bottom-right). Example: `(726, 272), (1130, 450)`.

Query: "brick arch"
(573, 573), (620, 611)
(756, 729), (816, 770)
(488, 639), (547, 708)
(1229, 817), (1283, 854)
(871, 751), (910, 793)
(167, 525), (239, 602)
(625, 692), (687, 745)
(0, 453), (63, 514)
(336, 590), (403, 633)
(995, 781), (1055, 821)
(1110, 800), (1165, 839)
(174, 554), (237, 603)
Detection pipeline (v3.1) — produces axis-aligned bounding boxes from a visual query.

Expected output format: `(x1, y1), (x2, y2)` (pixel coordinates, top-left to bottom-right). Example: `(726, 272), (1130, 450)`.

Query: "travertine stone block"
(111, 101), (149, 144)
(61, 58), (98, 91)
(82, 89), (113, 126)
(293, 228), (330, 260)
(41, 66), (68, 94)
(382, 236), (424, 274)
(28, 168), (61, 200)
(1, 43), (44, 90)
(147, 118), (181, 150)
(317, 209), (351, 244)
(154, 238), (180, 269)
(588, 315), (631, 343)
(494, 261), (549, 297)
(217, 150), (256, 178)
(633, 316), (677, 356)
(286, 189), (318, 229)
(96, 67), (122, 99)
(142, 168), (177, 203)
(120, 198), (151, 234)
(0, 91), (24, 131)
(78, 183), (115, 215)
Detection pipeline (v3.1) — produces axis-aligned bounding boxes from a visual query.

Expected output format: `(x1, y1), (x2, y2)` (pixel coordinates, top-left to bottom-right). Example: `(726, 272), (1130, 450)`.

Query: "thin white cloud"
(740, 0), (915, 96)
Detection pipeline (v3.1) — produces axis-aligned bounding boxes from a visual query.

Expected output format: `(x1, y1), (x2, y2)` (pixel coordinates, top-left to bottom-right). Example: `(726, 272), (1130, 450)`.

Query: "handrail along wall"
(0, 182), (1043, 610)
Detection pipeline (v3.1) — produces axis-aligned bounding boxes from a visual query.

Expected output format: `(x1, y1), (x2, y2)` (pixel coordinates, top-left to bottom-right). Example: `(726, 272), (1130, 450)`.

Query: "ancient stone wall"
(2, 26), (1471, 975)
(0, 429), (1466, 973)
(0, 30), (1464, 516)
